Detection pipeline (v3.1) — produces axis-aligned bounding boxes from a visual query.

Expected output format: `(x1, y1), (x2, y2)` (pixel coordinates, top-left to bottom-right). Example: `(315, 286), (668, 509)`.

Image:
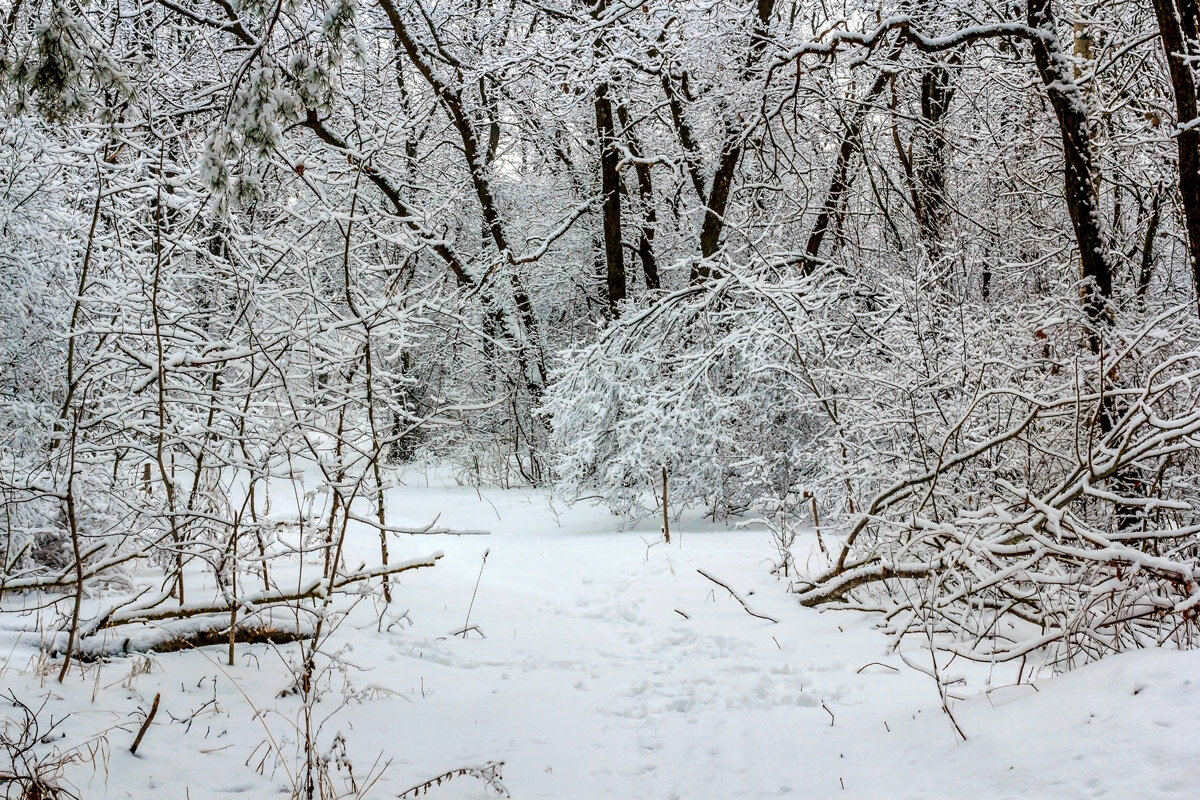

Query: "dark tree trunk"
(617, 104), (660, 290)
(593, 0), (625, 316)
(596, 89), (625, 314)
(915, 54), (959, 259)
(686, 0), (776, 281)
(1151, 0), (1200, 316)
(697, 126), (743, 267)
(1137, 188), (1164, 302)
(1026, 0), (1112, 341)
(659, 62), (709, 210)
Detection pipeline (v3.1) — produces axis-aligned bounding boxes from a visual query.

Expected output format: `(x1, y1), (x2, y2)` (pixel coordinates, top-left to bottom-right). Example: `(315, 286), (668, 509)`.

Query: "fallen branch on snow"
(697, 569), (779, 623)
(87, 553), (443, 632)
(345, 512), (490, 536)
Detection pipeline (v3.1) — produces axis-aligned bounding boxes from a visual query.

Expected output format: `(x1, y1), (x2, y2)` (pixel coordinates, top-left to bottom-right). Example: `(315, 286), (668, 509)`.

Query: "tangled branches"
(797, 307), (1200, 668)
(0, 693), (109, 800)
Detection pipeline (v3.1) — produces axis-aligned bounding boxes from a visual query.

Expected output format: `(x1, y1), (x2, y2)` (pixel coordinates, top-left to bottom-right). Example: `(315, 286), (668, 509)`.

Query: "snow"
(2, 470), (1197, 799)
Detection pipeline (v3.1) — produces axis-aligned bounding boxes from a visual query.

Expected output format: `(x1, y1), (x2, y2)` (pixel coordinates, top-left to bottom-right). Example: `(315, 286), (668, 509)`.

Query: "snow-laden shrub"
(543, 261), (1069, 520)
(542, 267), (847, 519)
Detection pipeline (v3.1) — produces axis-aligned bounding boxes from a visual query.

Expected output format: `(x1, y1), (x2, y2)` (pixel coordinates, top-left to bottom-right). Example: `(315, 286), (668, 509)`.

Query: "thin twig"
(696, 569), (779, 623)
(460, 549), (489, 637)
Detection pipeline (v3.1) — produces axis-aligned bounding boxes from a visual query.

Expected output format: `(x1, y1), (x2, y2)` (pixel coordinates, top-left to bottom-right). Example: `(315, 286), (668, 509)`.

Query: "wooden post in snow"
(661, 465), (671, 545)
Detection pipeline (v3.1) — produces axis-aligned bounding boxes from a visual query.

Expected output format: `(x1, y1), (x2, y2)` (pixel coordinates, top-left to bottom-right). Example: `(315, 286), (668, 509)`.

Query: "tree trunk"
(1027, 0), (1112, 340)
(688, 0), (777, 281)
(593, 0), (625, 316)
(617, 103), (660, 290)
(1151, 0), (1200, 316)
(915, 54), (959, 260)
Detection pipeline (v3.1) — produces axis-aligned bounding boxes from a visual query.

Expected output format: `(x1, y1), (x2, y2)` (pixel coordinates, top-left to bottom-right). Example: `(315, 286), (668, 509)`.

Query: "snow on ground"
(2, 469), (1197, 798)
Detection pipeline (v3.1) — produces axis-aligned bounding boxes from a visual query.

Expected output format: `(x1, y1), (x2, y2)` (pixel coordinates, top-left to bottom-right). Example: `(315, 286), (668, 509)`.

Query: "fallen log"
(43, 553), (443, 659)
(69, 620), (314, 661)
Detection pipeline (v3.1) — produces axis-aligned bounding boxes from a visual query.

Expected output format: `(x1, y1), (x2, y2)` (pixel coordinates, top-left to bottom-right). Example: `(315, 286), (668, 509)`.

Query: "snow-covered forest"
(1, 0), (1199, 796)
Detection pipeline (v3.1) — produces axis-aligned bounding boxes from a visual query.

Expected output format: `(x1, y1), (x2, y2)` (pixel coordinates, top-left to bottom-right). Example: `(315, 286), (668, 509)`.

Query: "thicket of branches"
(0, 0), (1198, 699)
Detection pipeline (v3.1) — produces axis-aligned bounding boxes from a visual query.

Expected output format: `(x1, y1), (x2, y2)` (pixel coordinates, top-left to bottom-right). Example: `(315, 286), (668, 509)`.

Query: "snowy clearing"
(2, 472), (1195, 799)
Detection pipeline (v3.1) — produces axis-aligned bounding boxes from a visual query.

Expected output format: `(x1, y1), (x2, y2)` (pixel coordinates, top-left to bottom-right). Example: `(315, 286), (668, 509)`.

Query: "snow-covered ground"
(2, 470), (1197, 798)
